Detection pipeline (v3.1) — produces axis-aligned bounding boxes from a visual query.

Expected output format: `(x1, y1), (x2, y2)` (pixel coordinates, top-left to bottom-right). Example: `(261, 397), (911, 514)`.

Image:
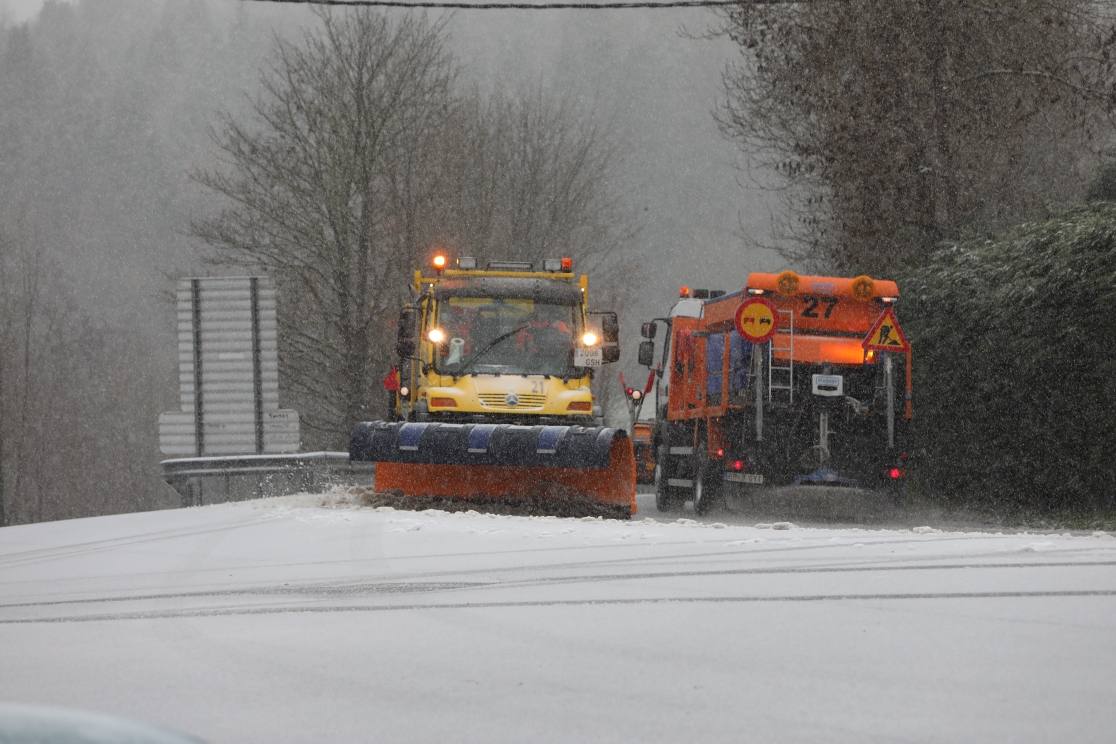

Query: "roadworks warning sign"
(862, 308), (910, 352)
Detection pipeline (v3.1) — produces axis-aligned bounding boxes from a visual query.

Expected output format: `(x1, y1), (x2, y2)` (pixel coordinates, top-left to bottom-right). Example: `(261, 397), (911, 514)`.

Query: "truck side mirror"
(640, 321), (657, 340)
(596, 311), (619, 343)
(396, 307), (418, 359)
(638, 340), (655, 368)
(592, 311), (621, 364)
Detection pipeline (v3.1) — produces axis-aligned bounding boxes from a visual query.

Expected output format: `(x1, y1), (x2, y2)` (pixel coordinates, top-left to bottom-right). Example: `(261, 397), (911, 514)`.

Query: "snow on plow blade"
(350, 422), (636, 519)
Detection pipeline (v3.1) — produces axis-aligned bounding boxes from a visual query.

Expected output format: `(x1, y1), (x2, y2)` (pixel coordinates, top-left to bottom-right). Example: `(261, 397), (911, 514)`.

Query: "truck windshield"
(434, 297), (578, 376)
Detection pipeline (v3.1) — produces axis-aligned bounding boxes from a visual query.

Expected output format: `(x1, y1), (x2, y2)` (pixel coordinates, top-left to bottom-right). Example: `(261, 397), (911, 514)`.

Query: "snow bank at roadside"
(233, 487), (1115, 547)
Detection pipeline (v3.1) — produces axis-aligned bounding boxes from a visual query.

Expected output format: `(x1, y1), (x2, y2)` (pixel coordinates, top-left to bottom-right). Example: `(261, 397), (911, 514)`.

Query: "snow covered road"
(2, 491), (1115, 742)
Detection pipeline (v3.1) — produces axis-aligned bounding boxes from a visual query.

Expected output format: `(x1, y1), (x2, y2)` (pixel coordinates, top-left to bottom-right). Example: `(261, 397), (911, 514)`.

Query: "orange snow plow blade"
(351, 422), (636, 519)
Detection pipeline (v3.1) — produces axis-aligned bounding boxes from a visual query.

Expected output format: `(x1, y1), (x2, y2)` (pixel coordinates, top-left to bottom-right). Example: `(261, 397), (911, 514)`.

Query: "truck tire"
(692, 452), (723, 516)
(654, 445), (682, 513)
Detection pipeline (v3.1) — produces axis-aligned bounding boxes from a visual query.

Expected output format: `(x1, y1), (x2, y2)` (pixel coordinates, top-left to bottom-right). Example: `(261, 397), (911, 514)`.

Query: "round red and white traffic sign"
(735, 297), (778, 344)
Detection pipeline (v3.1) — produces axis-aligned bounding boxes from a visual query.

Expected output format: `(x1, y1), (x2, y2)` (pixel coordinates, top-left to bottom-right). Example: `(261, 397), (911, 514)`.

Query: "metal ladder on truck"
(768, 308), (795, 405)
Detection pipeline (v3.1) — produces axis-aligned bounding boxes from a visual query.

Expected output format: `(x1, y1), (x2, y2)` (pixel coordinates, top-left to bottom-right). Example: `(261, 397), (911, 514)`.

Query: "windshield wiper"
(455, 324), (529, 375)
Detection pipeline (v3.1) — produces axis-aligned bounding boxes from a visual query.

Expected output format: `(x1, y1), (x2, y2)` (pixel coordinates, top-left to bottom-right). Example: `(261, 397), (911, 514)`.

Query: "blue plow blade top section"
(349, 421), (624, 470)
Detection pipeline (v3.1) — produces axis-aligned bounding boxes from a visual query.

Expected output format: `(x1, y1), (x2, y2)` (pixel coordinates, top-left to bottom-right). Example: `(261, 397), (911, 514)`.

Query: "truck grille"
(479, 393), (547, 409)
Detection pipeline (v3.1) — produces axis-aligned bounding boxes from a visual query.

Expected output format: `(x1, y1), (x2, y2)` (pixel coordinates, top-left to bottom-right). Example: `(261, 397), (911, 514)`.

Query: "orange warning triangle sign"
(862, 308), (910, 352)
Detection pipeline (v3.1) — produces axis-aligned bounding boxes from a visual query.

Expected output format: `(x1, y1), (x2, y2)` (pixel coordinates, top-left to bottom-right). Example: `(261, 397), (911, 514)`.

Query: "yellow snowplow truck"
(350, 254), (636, 518)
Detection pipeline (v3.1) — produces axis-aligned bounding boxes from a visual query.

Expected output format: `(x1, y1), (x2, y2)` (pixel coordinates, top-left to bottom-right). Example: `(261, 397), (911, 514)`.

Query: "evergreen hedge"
(901, 205), (1116, 515)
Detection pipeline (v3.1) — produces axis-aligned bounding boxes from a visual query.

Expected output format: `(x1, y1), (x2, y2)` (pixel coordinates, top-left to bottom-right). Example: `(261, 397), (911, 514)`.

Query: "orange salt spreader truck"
(637, 271), (913, 515)
(349, 254), (637, 519)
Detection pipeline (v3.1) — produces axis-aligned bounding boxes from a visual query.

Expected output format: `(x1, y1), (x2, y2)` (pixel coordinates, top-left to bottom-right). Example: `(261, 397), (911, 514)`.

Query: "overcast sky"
(0, 0), (43, 23)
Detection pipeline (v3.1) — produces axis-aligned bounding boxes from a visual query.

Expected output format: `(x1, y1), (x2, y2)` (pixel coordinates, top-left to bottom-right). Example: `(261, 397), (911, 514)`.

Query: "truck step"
(668, 446), (694, 456)
(667, 478), (694, 489)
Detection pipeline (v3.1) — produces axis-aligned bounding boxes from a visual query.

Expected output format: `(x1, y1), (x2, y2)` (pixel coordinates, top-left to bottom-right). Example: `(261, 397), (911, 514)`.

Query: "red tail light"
(715, 448), (724, 459)
(888, 467), (903, 480)
(732, 460), (745, 472)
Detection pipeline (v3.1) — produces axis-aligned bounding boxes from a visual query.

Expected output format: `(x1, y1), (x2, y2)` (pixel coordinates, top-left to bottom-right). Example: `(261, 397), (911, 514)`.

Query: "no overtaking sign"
(735, 297), (778, 344)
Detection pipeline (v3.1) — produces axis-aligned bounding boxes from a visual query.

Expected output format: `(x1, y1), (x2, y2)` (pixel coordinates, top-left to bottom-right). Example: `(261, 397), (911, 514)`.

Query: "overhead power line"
(245, 0), (753, 9)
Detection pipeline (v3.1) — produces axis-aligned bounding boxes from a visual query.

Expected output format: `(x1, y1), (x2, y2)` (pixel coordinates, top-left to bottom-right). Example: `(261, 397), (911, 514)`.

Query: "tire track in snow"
(4, 558), (1114, 611)
(5, 589), (1116, 624)
(0, 527), (1010, 589)
(478, 558), (1116, 592)
(0, 515), (283, 569)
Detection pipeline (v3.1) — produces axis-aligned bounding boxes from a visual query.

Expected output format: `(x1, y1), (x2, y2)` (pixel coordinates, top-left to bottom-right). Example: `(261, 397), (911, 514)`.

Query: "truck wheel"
(654, 445), (681, 513)
(692, 454), (723, 516)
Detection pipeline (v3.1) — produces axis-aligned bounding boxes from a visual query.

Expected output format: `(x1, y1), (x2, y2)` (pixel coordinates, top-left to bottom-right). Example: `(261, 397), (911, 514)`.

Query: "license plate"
(574, 348), (603, 367)
(726, 472), (764, 485)
(812, 373), (844, 397)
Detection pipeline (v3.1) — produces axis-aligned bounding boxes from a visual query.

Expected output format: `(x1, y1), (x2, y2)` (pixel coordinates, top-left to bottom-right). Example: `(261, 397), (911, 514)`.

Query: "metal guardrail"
(161, 451), (375, 507)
